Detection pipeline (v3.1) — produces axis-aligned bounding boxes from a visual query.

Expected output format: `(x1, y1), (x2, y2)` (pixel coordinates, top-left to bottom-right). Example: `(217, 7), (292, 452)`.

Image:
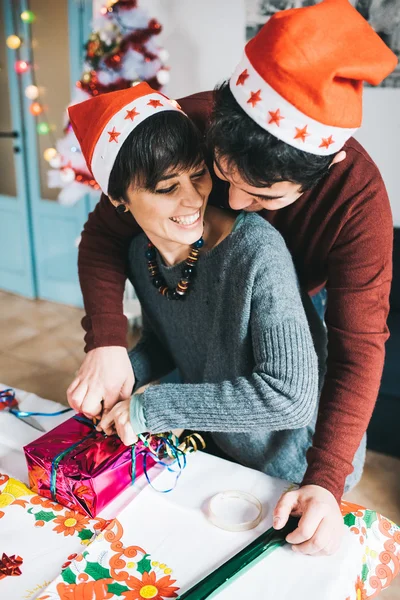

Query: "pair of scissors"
(0, 388), (46, 432)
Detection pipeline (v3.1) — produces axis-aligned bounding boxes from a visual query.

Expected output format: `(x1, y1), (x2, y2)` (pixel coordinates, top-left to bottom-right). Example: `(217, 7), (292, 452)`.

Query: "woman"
(69, 82), (322, 487)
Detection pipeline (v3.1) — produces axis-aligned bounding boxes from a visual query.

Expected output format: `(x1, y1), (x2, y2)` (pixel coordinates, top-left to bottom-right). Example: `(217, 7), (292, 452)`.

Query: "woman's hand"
(67, 347), (135, 418)
(97, 398), (138, 446)
(273, 484), (344, 555)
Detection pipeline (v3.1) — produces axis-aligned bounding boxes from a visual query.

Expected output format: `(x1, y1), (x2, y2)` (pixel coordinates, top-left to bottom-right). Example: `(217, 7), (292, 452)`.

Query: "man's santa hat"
(230, 0), (397, 155)
(68, 83), (183, 194)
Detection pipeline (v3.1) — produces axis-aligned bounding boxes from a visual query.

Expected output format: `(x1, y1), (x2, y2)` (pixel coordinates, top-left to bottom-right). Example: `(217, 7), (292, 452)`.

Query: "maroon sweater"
(78, 92), (393, 501)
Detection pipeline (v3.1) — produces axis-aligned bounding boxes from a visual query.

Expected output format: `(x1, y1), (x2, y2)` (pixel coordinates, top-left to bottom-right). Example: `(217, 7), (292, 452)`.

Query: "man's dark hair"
(208, 82), (334, 192)
(108, 111), (205, 201)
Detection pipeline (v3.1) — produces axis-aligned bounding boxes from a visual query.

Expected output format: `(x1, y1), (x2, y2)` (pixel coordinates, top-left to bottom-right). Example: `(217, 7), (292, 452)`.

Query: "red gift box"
(24, 414), (155, 517)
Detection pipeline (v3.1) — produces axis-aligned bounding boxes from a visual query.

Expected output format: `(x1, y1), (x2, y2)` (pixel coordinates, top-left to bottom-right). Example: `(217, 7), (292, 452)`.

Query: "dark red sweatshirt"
(78, 91), (393, 501)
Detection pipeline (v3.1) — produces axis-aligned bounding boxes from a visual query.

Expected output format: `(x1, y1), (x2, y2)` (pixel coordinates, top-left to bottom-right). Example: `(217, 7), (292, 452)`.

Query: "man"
(67, 0), (397, 555)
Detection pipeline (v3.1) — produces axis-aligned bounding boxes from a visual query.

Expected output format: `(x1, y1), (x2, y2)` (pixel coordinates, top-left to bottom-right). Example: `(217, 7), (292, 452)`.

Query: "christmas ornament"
(157, 69), (170, 85)
(49, 154), (62, 169)
(159, 49), (169, 64)
(25, 84), (39, 99)
(6, 35), (22, 50)
(37, 122), (50, 135)
(43, 148), (58, 162)
(20, 10), (35, 24)
(29, 102), (43, 116)
(49, 0), (169, 205)
(14, 60), (30, 74)
(60, 167), (76, 184)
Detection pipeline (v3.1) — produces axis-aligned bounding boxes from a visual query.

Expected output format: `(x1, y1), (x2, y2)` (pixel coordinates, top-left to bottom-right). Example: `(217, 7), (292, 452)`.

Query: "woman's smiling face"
(123, 162), (212, 249)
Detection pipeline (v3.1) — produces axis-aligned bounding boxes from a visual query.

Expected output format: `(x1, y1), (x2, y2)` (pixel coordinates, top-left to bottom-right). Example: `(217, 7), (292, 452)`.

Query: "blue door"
(0, 0), (36, 297)
(1, 0), (93, 306)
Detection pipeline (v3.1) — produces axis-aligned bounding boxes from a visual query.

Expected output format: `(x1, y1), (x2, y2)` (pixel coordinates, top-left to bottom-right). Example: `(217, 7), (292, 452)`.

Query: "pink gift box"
(24, 414), (155, 517)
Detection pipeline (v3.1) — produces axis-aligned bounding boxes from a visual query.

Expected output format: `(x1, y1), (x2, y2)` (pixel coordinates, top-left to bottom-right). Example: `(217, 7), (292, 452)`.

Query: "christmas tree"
(48, 0), (169, 205)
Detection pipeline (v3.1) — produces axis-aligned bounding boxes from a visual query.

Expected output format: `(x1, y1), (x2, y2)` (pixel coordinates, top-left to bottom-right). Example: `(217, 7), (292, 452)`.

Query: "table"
(0, 386), (399, 600)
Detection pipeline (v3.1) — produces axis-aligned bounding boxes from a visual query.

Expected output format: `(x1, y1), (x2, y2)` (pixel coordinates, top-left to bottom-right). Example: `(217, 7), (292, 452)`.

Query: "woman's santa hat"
(68, 83), (182, 194)
(230, 0), (397, 155)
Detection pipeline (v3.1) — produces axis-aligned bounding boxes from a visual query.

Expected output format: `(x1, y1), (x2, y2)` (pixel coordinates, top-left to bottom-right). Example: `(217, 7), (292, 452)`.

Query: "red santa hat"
(230, 0), (397, 155)
(68, 82), (183, 194)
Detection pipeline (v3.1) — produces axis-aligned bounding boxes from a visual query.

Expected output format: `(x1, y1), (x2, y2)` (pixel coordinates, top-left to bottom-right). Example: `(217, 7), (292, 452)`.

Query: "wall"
(355, 89), (400, 227)
(93, 0), (400, 227)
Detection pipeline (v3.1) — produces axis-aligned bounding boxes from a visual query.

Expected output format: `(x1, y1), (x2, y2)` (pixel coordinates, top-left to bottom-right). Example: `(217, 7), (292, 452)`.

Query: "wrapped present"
(23, 414), (156, 517)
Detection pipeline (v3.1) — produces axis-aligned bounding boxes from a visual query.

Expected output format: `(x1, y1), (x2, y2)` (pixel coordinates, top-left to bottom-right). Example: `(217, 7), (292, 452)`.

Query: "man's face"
(214, 158), (303, 212)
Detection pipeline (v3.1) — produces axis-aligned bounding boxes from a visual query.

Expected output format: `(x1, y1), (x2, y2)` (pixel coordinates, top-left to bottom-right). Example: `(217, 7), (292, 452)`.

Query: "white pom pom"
(49, 155), (63, 169)
(60, 167), (76, 184)
(157, 69), (170, 85)
(159, 49), (169, 64)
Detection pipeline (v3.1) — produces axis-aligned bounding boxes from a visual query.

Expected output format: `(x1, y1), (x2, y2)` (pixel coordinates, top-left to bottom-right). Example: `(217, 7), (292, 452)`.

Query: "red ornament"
(0, 553), (23, 579)
(148, 18), (162, 32)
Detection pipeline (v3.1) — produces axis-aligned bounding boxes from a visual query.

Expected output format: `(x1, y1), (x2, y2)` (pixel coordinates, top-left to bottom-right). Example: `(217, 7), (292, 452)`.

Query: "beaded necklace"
(145, 237), (204, 300)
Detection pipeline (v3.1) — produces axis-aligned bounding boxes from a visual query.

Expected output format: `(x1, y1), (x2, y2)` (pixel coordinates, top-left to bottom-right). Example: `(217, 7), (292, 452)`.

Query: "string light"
(43, 148), (58, 162)
(20, 10), (36, 24)
(15, 60), (30, 74)
(25, 85), (39, 99)
(6, 35), (22, 50)
(29, 102), (43, 116)
(37, 122), (50, 135)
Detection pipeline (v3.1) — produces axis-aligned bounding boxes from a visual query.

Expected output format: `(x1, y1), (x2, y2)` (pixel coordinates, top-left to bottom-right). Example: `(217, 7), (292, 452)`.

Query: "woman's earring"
(115, 204), (127, 214)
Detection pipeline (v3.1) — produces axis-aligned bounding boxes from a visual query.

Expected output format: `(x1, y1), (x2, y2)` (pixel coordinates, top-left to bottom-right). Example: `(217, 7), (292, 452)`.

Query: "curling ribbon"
(49, 416), (205, 500)
(0, 388), (72, 418)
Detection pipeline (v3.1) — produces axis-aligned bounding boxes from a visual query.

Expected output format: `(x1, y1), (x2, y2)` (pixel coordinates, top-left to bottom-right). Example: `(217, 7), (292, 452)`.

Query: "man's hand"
(97, 398), (138, 446)
(67, 346), (135, 418)
(273, 484), (344, 555)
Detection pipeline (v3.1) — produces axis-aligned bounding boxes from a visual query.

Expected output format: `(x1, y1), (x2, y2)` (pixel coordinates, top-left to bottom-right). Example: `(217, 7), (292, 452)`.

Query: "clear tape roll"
(207, 490), (263, 532)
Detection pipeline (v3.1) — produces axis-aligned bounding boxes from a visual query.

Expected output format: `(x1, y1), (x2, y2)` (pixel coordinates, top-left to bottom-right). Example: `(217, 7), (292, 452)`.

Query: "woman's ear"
(108, 197), (128, 213)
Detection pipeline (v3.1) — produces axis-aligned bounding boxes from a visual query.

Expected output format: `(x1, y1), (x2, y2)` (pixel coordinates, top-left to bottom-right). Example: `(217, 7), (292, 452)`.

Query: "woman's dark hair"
(108, 110), (205, 201)
(208, 82), (333, 192)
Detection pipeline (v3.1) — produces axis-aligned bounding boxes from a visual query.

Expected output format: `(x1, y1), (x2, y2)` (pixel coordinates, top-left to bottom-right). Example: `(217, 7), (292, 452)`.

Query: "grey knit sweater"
(128, 212), (322, 483)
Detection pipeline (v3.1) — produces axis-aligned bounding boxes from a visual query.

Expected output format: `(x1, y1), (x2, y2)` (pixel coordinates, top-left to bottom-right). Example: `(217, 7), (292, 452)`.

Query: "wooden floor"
(0, 290), (399, 598)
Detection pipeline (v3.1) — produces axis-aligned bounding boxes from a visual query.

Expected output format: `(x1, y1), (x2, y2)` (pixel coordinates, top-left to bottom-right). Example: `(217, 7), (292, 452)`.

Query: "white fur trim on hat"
(230, 53), (357, 156)
(91, 93), (182, 194)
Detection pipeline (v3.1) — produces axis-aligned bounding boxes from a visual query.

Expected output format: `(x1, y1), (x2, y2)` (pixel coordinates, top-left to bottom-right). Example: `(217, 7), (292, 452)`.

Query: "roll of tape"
(207, 490), (263, 532)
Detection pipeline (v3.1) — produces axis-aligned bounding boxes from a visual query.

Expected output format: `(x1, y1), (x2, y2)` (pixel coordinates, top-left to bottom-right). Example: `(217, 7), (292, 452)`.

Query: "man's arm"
(302, 162), (393, 500)
(78, 193), (140, 352)
(68, 194), (140, 416)
(273, 159), (393, 556)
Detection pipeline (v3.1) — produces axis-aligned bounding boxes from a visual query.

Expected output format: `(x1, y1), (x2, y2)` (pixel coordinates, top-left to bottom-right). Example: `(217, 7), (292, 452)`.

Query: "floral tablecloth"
(0, 387), (399, 600)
